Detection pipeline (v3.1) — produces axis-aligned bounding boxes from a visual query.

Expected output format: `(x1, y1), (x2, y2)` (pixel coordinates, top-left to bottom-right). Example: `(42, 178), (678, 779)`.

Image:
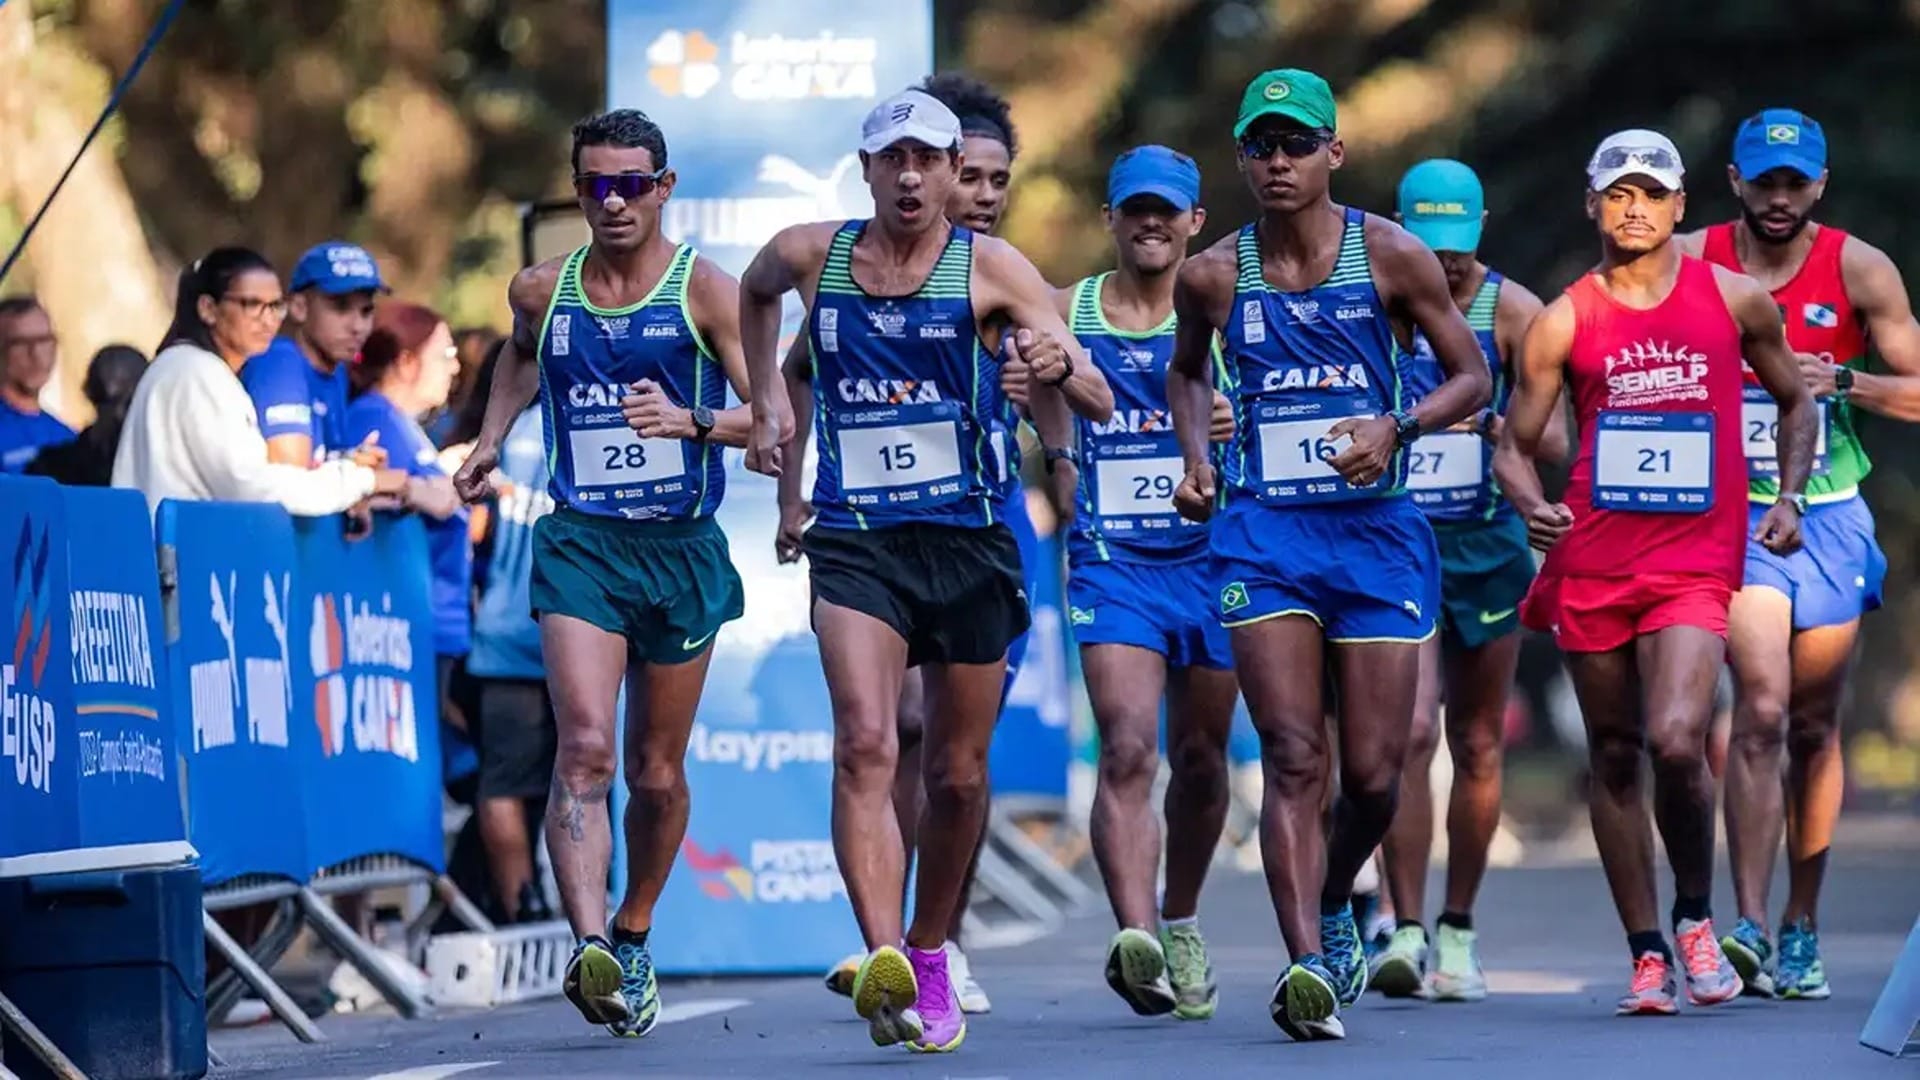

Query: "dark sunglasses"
(1239, 128), (1333, 162)
(573, 169), (668, 201)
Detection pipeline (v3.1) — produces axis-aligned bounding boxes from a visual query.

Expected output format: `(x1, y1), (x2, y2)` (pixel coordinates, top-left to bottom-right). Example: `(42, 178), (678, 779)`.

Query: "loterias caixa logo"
(5, 517), (58, 794)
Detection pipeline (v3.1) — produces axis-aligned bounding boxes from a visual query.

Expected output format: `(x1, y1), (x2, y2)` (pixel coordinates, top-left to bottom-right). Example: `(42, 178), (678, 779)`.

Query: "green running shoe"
(1160, 921), (1218, 1020)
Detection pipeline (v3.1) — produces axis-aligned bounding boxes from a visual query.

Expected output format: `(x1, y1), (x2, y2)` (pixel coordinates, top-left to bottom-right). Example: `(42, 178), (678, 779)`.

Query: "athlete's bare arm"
(1168, 238), (1236, 522)
(635, 256), (782, 449)
(1492, 279), (1569, 464)
(974, 235), (1113, 423)
(453, 260), (561, 503)
(741, 222), (839, 477)
(1372, 217), (1494, 432)
(1030, 286), (1081, 514)
(1833, 236), (1920, 421)
(773, 334), (817, 562)
(1494, 295), (1576, 550)
(1721, 266), (1815, 553)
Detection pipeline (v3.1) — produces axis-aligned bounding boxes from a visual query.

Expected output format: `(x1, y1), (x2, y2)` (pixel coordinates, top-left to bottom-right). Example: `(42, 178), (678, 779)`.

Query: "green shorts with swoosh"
(1434, 513), (1536, 650)
(529, 508), (744, 665)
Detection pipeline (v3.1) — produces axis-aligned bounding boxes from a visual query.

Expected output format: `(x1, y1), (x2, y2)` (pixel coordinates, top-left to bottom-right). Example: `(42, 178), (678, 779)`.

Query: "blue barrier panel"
(61, 487), (190, 863)
(0, 476), (78, 872)
(157, 499), (309, 886)
(291, 513), (444, 872)
(990, 532), (1072, 799)
(619, 458), (861, 975)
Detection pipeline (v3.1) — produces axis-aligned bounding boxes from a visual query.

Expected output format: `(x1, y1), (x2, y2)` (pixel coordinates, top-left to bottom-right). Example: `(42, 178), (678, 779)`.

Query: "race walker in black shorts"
(739, 88), (1111, 1056)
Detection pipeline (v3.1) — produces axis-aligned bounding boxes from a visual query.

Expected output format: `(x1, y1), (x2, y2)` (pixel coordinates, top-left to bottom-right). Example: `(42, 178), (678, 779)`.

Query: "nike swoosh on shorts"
(683, 630), (716, 652)
(1478, 607), (1516, 625)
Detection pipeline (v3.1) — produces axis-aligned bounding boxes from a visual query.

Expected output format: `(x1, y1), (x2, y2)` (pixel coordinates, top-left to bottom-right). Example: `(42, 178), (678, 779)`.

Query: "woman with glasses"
(113, 246), (409, 515)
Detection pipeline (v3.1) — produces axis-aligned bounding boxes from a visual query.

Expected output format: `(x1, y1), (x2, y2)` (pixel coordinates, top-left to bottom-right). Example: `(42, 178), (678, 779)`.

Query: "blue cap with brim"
(1732, 108), (1827, 181)
(1107, 145), (1201, 212)
(1396, 158), (1484, 253)
(289, 242), (389, 295)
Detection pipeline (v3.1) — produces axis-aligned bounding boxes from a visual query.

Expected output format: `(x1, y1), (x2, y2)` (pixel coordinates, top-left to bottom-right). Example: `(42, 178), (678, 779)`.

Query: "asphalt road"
(208, 818), (1920, 1080)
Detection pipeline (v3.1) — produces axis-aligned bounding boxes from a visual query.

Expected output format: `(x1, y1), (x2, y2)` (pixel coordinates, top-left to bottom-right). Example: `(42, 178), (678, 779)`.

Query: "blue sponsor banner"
(991, 533), (1072, 799)
(61, 487), (188, 856)
(292, 514), (444, 873)
(159, 499), (308, 886)
(617, 450), (860, 974)
(0, 477), (78, 870)
(607, 0), (933, 296)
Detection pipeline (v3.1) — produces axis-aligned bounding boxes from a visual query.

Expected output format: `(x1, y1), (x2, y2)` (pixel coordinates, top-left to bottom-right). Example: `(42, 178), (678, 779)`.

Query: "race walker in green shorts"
(1368, 158), (1565, 1001)
(454, 109), (777, 1038)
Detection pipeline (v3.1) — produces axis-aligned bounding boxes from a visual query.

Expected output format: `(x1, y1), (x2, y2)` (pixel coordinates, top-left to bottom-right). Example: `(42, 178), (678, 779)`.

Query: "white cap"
(1587, 129), (1685, 192)
(859, 90), (963, 155)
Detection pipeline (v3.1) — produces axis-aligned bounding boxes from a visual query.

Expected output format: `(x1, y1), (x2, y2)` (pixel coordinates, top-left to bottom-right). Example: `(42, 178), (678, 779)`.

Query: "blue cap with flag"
(1107, 145), (1201, 212)
(1396, 158), (1484, 253)
(289, 242), (389, 295)
(1732, 109), (1827, 181)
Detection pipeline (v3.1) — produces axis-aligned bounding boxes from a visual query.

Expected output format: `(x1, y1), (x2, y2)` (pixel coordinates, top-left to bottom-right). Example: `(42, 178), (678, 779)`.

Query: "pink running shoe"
(906, 945), (967, 1053)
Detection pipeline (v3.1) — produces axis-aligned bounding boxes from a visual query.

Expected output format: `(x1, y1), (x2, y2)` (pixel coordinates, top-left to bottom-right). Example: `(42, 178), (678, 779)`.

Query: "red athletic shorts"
(1519, 572), (1732, 654)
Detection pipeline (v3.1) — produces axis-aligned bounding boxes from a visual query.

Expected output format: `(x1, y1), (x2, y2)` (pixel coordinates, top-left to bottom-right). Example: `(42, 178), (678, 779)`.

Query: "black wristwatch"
(1043, 446), (1081, 475)
(1044, 353), (1075, 388)
(1389, 409), (1421, 447)
(690, 404), (715, 442)
(1833, 365), (1855, 397)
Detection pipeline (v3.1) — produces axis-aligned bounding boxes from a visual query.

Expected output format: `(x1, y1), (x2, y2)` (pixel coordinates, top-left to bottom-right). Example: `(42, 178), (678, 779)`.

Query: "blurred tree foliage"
(6, 0), (1920, 784)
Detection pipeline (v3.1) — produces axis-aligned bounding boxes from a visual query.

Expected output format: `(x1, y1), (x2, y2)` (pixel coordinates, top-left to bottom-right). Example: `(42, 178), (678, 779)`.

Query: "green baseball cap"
(1234, 69), (1337, 139)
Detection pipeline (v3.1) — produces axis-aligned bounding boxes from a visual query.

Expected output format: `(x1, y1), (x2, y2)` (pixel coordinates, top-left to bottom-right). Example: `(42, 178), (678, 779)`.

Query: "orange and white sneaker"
(1675, 918), (1743, 1006)
(1615, 951), (1679, 1016)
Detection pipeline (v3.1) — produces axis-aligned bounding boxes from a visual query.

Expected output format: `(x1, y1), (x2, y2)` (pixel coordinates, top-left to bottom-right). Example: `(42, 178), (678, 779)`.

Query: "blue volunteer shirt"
(240, 338), (351, 464)
(0, 399), (75, 473)
(342, 391), (474, 657)
(465, 406), (552, 680)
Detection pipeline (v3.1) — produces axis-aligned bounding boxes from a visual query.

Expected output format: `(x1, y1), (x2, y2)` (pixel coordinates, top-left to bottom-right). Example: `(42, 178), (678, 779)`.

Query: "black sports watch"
(1044, 352), (1076, 388)
(1833, 365), (1855, 397)
(1389, 409), (1421, 447)
(690, 404), (715, 442)
(1043, 446), (1081, 475)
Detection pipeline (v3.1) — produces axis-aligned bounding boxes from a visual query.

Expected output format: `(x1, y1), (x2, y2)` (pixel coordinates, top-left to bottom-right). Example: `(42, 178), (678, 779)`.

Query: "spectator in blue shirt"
(242, 242), (386, 468)
(451, 341), (558, 923)
(342, 301), (470, 716)
(0, 296), (76, 473)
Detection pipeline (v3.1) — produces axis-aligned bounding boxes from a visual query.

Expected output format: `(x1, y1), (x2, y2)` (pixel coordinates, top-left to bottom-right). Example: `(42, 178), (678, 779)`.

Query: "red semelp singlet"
(1546, 253), (1750, 587)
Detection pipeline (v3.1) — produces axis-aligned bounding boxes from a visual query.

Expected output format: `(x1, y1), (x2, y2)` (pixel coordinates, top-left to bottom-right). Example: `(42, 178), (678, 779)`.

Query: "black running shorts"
(803, 522), (1030, 667)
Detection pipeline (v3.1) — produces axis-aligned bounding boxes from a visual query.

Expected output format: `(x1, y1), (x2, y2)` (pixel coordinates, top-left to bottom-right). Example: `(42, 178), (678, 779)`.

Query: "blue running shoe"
(1719, 917), (1775, 998)
(1269, 954), (1344, 1041)
(607, 933), (662, 1037)
(1321, 904), (1369, 1006)
(1776, 918), (1830, 1000)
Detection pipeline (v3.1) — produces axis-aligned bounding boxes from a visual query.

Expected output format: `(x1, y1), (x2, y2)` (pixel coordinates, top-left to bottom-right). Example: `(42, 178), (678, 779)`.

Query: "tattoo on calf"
(547, 776), (614, 844)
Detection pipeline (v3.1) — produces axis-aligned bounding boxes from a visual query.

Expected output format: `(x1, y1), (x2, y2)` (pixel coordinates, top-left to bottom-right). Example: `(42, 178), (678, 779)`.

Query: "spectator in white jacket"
(113, 247), (408, 515)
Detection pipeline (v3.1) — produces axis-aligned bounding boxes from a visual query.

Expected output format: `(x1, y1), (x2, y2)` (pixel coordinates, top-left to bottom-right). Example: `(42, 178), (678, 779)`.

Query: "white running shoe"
(944, 942), (991, 1014)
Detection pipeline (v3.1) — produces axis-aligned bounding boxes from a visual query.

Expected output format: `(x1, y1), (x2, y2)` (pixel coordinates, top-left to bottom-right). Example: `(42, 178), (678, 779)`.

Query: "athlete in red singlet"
(1675, 109), (1920, 1001)
(1496, 129), (1818, 1017)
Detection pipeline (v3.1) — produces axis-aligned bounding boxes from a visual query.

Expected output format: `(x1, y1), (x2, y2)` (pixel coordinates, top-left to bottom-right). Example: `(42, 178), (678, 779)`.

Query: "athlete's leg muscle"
(1383, 634), (1442, 923)
(1725, 586), (1793, 925)
(1162, 664), (1238, 921)
(1234, 616), (1333, 958)
(908, 659), (1008, 950)
(1084, 644), (1171, 930)
(1440, 631), (1522, 916)
(893, 669), (927, 914)
(817, 600), (911, 948)
(1568, 647), (1659, 936)
(1325, 640), (1420, 913)
(1635, 625), (1726, 904)
(612, 646), (718, 933)
(541, 614), (629, 938)
(1782, 621), (1859, 926)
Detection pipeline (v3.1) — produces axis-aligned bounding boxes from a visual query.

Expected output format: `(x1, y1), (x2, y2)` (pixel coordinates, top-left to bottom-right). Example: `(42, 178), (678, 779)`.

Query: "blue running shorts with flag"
(1068, 556), (1233, 669)
(1743, 493), (1885, 630)
(1209, 496), (1440, 642)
